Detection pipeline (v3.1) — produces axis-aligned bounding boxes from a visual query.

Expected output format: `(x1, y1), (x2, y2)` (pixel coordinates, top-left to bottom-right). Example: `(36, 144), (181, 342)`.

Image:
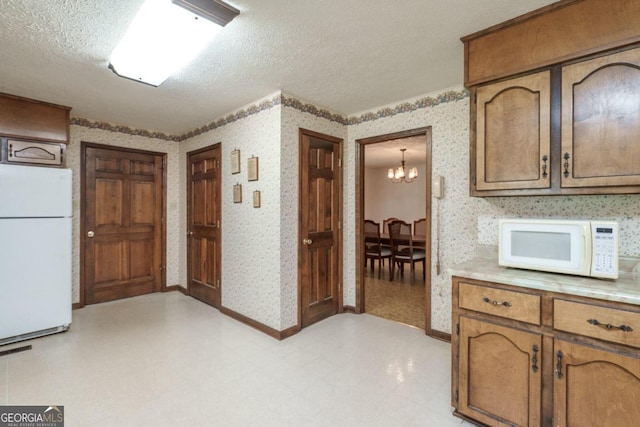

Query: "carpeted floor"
(364, 260), (426, 329)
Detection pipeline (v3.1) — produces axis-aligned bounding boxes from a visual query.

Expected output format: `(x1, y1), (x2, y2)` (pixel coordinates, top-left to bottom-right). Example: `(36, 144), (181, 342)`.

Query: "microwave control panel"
(591, 221), (619, 279)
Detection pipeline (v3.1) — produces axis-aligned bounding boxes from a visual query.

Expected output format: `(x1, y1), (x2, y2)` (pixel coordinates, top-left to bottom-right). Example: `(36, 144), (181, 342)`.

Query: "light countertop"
(450, 246), (640, 306)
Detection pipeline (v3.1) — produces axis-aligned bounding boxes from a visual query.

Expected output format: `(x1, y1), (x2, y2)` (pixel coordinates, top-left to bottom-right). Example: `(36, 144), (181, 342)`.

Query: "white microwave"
(499, 219), (618, 279)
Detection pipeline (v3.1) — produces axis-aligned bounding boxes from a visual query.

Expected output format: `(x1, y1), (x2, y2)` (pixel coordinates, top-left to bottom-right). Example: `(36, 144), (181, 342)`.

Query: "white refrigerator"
(0, 164), (72, 345)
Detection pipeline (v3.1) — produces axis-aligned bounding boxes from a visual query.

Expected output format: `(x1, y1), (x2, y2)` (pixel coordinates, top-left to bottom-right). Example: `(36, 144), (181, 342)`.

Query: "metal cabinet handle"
(541, 155), (548, 179)
(555, 350), (563, 379)
(87, 231), (95, 238)
(587, 318), (633, 332)
(483, 297), (511, 307)
(532, 344), (539, 373)
(563, 152), (570, 178)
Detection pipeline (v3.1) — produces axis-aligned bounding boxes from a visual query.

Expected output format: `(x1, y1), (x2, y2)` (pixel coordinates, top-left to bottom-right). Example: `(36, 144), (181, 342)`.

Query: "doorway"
(81, 143), (166, 305)
(186, 144), (222, 308)
(356, 128), (433, 333)
(298, 128), (343, 328)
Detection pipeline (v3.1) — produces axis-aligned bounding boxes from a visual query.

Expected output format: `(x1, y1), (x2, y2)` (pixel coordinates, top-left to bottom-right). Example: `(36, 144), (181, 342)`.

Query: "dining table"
(379, 233), (426, 248)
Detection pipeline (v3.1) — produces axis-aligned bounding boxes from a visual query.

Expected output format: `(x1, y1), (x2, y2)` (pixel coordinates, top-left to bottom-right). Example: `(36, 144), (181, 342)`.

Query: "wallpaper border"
(70, 89), (470, 140)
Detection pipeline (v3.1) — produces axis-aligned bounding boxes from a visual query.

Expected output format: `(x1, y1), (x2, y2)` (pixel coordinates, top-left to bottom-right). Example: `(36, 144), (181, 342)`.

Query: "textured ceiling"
(0, 0), (557, 135)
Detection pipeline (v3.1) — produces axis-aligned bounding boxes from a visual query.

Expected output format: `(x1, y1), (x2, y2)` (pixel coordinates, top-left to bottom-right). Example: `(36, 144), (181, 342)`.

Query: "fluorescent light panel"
(109, 0), (237, 86)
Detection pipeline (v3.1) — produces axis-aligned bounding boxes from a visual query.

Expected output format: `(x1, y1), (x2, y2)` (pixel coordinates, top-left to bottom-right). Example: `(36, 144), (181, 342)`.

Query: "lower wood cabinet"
(452, 277), (640, 427)
(458, 316), (542, 426)
(553, 339), (640, 427)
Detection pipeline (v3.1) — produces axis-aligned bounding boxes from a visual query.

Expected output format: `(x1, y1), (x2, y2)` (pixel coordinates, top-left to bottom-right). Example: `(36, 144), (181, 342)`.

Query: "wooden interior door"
(83, 144), (165, 304)
(299, 129), (342, 328)
(187, 145), (221, 308)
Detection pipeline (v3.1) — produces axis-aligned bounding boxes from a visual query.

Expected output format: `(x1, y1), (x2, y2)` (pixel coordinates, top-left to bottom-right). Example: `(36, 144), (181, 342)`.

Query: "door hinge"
(338, 282), (341, 292)
(338, 158), (342, 167)
(216, 279), (220, 289)
(473, 93), (477, 104)
(217, 160), (220, 168)
(338, 220), (341, 230)
(217, 220), (220, 228)
(455, 389), (459, 402)
(456, 323), (460, 336)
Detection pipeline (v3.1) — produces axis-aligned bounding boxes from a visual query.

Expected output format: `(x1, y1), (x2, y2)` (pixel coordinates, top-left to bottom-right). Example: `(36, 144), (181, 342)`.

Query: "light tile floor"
(0, 292), (474, 426)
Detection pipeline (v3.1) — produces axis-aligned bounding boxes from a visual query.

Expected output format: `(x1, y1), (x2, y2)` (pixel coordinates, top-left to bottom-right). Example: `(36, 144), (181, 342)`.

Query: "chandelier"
(388, 148), (418, 183)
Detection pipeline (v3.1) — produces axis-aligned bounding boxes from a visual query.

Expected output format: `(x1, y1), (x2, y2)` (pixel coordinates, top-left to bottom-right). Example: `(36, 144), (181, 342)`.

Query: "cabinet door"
(553, 339), (640, 427)
(475, 71), (551, 191)
(7, 139), (63, 166)
(561, 47), (640, 188)
(458, 316), (542, 426)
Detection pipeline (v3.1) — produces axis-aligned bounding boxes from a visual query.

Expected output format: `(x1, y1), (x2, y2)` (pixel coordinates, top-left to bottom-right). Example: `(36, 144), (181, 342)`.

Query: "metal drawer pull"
(541, 155), (548, 178)
(483, 297), (512, 307)
(587, 318), (633, 332)
(563, 152), (570, 178)
(531, 344), (539, 373)
(556, 351), (563, 379)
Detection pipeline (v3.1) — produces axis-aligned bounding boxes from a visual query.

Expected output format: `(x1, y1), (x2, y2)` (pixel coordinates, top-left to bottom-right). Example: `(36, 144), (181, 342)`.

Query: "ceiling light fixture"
(388, 148), (418, 184)
(109, 0), (239, 87)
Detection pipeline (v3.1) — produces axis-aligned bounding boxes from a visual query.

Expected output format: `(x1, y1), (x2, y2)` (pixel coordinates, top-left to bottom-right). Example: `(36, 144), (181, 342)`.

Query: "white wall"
(364, 164), (427, 228)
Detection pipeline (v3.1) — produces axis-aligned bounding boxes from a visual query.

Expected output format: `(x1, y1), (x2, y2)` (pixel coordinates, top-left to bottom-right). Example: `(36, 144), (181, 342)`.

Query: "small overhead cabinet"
(0, 92), (71, 167)
(463, 0), (640, 196)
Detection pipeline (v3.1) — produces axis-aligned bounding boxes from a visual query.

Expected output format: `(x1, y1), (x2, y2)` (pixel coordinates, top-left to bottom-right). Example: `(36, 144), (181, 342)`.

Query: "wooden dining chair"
(388, 220), (426, 284)
(383, 217), (399, 234)
(364, 220), (392, 279)
(414, 218), (427, 236)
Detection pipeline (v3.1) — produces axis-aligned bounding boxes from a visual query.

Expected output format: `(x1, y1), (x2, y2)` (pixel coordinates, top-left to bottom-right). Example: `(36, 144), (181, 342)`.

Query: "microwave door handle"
(583, 229), (592, 274)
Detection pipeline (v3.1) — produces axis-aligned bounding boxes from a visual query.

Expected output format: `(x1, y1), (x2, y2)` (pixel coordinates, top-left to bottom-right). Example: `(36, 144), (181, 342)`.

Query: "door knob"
(87, 231), (95, 238)
(303, 238), (313, 245)
(187, 231), (194, 236)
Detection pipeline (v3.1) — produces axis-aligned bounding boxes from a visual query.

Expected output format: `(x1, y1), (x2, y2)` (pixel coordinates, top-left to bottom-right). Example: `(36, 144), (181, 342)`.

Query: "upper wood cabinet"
(7, 139), (64, 166)
(462, 0), (640, 87)
(465, 0), (640, 196)
(475, 71), (551, 191)
(0, 93), (71, 144)
(561, 47), (640, 188)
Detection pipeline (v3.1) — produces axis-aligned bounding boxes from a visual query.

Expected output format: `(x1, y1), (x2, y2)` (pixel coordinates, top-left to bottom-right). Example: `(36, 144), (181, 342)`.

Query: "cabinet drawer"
(458, 282), (541, 325)
(554, 299), (640, 348)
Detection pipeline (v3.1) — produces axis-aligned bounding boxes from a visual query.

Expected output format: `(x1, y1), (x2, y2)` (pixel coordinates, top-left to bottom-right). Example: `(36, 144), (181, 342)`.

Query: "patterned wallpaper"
(68, 85), (640, 336)
(345, 87), (640, 334)
(280, 102), (348, 329)
(179, 94), (283, 330)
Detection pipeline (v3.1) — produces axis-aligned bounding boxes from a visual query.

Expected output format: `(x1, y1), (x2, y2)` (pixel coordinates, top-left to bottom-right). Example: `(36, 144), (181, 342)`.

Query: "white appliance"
(0, 164), (72, 345)
(499, 218), (618, 279)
